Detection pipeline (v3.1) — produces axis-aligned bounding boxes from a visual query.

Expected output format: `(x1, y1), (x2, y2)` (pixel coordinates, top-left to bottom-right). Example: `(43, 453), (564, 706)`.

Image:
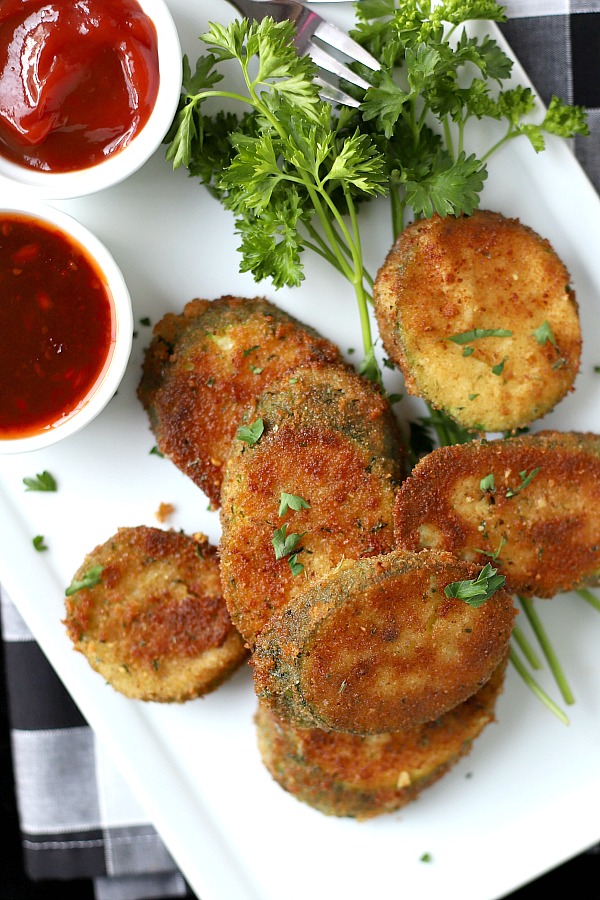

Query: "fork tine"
(311, 21), (381, 73)
(224, 0), (380, 106)
(308, 42), (372, 91)
(314, 75), (362, 109)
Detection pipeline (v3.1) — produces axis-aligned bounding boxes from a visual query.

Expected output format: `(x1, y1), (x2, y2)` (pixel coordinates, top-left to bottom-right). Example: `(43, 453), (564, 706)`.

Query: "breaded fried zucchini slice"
(372, 210), (581, 432)
(255, 656), (506, 819)
(63, 526), (248, 702)
(219, 363), (405, 647)
(137, 295), (343, 508)
(394, 430), (600, 598)
(251, 549), (516, 734)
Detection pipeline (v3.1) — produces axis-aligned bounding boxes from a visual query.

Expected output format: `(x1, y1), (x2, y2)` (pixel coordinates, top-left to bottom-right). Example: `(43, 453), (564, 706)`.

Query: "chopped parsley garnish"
(476, 534), (507, 561)
(23, 471), (57, 492)
(272, 524), (306, 563)
(65, 565), (104, 596)
(444, 563), (506, 607)
(448, 328), (513, 345)
(33, 535), (48, 552)
(533, 320), (557, 347)
(236, 418), (264, 445)
(506, 467), (540, 497)
(278, 492), (310, 517)
(480, 473), (495, 492)
(288, 553), (304, 577)
(491, 356), (508, 376)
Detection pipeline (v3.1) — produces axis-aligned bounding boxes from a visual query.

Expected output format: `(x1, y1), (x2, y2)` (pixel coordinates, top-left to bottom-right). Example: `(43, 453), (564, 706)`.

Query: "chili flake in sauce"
(0, 213), (115, 439)
(0, 0), (160, 172)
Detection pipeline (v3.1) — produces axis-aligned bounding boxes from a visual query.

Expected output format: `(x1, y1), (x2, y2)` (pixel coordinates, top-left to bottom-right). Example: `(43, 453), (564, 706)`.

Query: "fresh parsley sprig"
(167, 18), (386, 377)
(352, 0), (589, 237)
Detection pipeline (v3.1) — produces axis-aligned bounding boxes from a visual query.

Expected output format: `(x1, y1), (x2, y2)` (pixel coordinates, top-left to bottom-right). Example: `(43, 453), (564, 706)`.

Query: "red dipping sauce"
(0, 0), (160, 172)
(0, 214), (115, 439)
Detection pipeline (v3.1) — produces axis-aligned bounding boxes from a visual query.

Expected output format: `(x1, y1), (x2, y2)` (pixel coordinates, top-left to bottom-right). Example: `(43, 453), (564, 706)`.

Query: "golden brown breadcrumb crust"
(255, 656), (507, 819)
(251, 549), (516, 734)
(137, 295), (344, 508)
(219, 363), (406, 647)
(393, 430), (600, 598)
(373, 210), (581, 432)
(63, 526), (248, 702)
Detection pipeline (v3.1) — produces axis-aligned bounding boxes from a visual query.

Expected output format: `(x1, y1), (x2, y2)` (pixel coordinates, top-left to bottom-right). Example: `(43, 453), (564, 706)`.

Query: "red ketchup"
(0, 0), (160, 172)
(0, 214), (115, 439)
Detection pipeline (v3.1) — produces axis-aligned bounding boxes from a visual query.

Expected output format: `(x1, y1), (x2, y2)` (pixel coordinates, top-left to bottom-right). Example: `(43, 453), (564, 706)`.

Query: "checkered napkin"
(0, 590), (191, 900)
(1, 3), (600, 899)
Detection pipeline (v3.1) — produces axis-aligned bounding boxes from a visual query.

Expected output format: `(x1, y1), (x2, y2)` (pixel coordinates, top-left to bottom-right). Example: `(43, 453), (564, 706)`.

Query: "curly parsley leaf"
(542, 95), (590, 139)
(404, 151), (487, 218)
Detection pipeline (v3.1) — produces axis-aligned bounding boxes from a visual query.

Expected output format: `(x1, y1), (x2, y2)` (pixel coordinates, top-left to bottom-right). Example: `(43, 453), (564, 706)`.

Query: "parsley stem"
(509, 646), (569, 725)
(426, 404), (452, 446)
(390, 183), (406, 238)
(303, 225), (347, 275)
(480, 128), (518, 163)
(576, 588), (600, 612)
(518, 596), (575, 705)
(511, 623), (542, 669)
(342, 186), (376, 359)
(443, 117), (454, 159)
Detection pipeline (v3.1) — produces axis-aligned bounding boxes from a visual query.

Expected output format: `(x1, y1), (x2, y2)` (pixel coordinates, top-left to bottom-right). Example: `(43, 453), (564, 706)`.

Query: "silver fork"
(223, 0), (380, 107)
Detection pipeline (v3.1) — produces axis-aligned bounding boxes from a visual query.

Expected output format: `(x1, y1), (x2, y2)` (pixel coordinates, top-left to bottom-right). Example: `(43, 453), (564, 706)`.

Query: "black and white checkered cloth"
(0, 590), (191, 900)
(1, 3), (599, 899)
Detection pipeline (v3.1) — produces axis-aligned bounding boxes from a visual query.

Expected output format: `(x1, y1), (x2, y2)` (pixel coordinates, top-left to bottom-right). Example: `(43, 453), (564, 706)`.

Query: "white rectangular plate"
(1, 4), (600, 899)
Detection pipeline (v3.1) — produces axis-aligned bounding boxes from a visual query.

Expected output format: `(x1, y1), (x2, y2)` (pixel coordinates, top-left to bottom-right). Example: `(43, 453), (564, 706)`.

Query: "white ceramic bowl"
(0, 0), (182, 200)
(0, 201), (133, 453)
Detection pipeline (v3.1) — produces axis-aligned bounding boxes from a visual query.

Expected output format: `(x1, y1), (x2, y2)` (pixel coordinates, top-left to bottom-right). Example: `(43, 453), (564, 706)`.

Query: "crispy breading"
(137, 295), (344, 508)
(251, 549), (516, 734)
(372, 210), (581, 432)
(393, 430), (600, 598)
(255, 656), (507, 819)
(219, 363), (406, 647)
(63, 526), (248, 702)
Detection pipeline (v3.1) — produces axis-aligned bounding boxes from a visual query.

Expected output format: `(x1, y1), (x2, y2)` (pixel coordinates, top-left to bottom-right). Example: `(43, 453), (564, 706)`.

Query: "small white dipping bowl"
(0, 0), (182, 200)
(0, 201), (133, 454)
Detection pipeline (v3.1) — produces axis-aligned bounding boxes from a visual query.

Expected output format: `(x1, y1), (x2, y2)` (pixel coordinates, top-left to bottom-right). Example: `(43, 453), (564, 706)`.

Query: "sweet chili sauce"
(0, 0), (160, 172)
(0, 214), (115, 439)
